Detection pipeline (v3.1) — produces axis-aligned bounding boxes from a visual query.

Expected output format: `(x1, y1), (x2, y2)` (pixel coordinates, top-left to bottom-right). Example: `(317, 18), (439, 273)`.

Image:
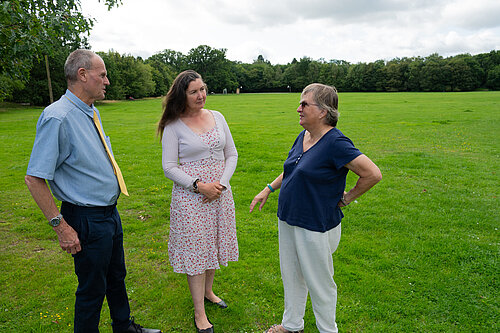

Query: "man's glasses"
(299, 101), (319, 108)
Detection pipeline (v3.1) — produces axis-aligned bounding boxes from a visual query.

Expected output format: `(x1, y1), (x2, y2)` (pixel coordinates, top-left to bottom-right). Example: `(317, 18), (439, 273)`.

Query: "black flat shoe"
(204, 296), (228, 309)
(194, 316), (214, 333)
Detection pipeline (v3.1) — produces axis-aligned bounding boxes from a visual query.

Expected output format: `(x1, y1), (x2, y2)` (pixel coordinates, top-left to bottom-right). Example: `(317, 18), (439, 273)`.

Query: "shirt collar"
(64, 89), (95, 118)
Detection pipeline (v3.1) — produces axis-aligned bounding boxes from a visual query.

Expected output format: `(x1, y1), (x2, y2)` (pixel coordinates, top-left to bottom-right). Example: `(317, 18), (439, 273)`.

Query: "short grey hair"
(302, 83), (339, 127)
(64, 49), (98, 82)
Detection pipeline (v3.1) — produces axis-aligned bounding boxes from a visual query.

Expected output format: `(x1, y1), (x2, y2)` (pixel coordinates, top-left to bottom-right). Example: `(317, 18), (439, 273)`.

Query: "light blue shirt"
(27, 90), (120, 206)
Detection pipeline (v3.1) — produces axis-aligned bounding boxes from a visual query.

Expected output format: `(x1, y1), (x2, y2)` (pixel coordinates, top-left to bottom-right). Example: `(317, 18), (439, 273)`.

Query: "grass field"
(0, 91), (498, 332)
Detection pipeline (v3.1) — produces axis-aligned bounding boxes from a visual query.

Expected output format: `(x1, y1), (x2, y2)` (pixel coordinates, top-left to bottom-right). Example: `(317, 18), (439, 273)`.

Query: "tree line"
(7, 45), (500, 105)
(2, 1), (500, 105)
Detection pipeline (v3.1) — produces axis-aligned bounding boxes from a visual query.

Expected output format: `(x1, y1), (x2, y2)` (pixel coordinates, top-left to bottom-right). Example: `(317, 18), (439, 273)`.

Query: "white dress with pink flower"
(162, 111), (238, 276)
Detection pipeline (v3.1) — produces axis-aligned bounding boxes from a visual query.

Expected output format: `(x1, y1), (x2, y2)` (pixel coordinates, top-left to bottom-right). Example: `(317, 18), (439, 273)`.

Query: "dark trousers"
(61, 202), (131, 333)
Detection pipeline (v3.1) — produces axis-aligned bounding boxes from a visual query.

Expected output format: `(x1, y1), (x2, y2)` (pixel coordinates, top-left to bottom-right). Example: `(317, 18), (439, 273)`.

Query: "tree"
(283, 57), (319, 91)
(186, 45), (237, 93)
(475, 50), (500, 86)
(145, 61), (176, 97)
(345, 63), (366, 91)
(486, 65), (500, 90)
(148, 49), (187, 73)
(99, 51), (155, 99)
(146, 49), (184, 96)
(420, 54), (447, 92)
(407, 57), (424, 91)
(384, 58), (410, 92)
(317, 60), (350, 91)
(364, 60), (385, 91)
(0, 0), (121, 101)
(447, 56), (479, 91)
(11, 44), (71, 105)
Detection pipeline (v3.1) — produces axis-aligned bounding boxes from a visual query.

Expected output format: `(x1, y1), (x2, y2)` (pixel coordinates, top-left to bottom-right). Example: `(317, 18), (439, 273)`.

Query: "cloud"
(80, 0), (500, 64)
(442, 0), (500, 30)
(202, 0), (451, 27)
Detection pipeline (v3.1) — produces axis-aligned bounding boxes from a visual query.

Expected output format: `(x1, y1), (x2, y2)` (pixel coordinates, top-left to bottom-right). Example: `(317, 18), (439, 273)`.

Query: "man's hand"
(25, 175), (82, 254)
(54, 220), (81, 254)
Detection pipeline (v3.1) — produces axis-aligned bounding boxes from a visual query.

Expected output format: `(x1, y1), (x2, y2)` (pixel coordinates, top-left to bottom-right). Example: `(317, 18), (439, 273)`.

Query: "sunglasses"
(299, 101), (319, 108)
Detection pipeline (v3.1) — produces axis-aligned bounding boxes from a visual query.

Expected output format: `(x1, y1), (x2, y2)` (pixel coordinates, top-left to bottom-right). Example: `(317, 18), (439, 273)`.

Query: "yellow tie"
(93, 110), (129, 196)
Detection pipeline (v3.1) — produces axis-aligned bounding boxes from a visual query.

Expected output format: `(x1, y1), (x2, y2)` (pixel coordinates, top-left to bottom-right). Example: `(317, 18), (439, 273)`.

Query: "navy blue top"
(277, 128), (362, 232)
(27, 90), (120, 206)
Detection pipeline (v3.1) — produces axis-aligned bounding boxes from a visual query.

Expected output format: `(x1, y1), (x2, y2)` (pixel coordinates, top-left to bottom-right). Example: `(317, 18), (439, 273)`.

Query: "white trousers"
(279, 219), (341, 333)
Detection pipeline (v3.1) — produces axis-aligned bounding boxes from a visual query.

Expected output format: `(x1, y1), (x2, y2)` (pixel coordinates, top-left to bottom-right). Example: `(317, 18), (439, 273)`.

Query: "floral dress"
(168, 126), (238, 275)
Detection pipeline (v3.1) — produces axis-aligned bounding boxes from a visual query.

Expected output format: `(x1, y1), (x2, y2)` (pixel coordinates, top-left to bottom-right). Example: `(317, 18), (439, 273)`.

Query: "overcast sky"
(80, 0), (500, 65)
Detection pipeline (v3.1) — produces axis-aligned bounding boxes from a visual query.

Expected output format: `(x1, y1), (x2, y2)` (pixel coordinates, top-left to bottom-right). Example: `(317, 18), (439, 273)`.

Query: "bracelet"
(267, 184), (275, 192)
(340, 196), (349, 206)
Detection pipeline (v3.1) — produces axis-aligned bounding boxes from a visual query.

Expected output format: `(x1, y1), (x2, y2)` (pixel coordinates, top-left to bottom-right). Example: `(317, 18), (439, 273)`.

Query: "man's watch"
(48, 213), (63, 227)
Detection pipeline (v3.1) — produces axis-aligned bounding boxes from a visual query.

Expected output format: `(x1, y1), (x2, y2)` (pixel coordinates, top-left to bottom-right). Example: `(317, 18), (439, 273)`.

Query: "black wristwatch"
(193, 179), (200, 193)
(49, 213), (63, 227)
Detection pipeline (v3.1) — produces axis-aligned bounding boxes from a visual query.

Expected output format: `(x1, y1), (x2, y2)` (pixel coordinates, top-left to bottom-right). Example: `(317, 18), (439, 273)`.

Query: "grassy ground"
(0, 91), (498, 332)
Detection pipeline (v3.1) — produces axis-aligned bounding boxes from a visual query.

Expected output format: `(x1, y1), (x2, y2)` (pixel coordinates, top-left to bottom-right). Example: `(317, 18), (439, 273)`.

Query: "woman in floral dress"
(158, 70), (238, 333)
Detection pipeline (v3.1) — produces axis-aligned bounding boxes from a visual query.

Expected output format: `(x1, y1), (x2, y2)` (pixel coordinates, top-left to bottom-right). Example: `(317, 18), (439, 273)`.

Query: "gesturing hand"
(249, 188), (270, 213)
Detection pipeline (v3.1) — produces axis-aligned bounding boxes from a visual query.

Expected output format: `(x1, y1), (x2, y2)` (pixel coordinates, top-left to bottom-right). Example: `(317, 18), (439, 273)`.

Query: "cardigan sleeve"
(217, 113), (238, 188)
(161, 123), (197, 189)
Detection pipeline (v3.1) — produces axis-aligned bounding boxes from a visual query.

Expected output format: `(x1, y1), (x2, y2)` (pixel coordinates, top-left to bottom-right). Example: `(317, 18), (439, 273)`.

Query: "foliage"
(486, 65), (500, 90)
(11, 44), (72, 105)
(1, 92), (498, 332)
(98, 51), (155, 99)
(234, 60), (285, 93)
(147, 49), (187, 73)
(144, 51), (178, 97)
(0, 0), (121, 101)
(186, 45), (238, 93)
(5, 46), (500, 105)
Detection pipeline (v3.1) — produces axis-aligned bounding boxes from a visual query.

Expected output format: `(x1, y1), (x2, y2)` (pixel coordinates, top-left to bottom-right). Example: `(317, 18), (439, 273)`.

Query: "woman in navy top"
(250, 83), (382, 333)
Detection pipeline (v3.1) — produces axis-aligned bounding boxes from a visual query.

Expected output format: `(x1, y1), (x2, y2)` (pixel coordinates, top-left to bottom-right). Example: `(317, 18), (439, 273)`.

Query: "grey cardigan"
(161, 110), (238, 189)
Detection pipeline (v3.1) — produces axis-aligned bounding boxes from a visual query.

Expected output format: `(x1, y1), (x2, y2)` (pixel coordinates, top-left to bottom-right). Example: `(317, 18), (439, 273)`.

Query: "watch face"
(49, 215), (61, 227)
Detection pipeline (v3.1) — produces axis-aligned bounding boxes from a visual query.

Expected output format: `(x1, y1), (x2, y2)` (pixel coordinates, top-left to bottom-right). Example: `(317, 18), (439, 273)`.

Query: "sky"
(80, 0), (500, 65)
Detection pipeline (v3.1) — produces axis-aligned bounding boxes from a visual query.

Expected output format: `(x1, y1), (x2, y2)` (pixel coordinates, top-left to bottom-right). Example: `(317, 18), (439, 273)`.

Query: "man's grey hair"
(64, 49), (99, 82)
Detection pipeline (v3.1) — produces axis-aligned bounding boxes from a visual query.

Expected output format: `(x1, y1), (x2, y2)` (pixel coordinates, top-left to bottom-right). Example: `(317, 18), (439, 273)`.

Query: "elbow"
(162, 164), (179, 181)
(163, 168), (173, 179)
(373, 167), (382, 184)
(227, 148), (238, 160)
(25, 175), (35, 187)
(25, 175), (44, 190)
(228, 154), (238, 164)
(162, 162), (175, 177)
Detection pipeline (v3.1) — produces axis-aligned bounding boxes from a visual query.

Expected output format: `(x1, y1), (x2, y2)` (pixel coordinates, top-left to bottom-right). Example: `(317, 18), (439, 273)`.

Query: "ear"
(77, 68), (87, 82)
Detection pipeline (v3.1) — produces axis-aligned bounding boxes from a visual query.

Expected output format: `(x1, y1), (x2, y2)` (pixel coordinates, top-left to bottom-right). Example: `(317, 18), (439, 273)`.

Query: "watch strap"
(193, 178), (200, 193)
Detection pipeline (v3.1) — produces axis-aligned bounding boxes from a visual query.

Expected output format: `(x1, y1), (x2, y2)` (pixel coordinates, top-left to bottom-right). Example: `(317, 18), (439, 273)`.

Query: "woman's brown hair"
(157, 70), (203, 137)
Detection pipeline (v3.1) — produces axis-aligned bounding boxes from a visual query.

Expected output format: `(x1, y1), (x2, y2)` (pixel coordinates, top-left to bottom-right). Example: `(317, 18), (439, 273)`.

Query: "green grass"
(0, 91), (499, 332)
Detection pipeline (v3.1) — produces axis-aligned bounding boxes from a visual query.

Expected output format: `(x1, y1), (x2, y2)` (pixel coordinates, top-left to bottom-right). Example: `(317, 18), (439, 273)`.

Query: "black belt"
(61, 201), (117, 216)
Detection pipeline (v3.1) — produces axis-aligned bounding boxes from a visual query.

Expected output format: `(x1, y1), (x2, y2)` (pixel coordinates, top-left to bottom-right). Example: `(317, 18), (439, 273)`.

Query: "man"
(25, 49), (161, 333)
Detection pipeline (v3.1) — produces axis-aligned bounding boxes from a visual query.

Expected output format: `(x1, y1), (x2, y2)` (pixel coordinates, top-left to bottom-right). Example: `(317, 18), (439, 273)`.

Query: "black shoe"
(194, 316), (214, 333)
(119, 316), (162, 333)
(204, 296), (228, 309)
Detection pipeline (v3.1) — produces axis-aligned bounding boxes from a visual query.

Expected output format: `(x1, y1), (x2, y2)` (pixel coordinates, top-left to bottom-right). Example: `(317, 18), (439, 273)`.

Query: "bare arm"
(339, 154), (382, 207)
(249, 173), (283, 212)
(24, 175), (81, 254)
